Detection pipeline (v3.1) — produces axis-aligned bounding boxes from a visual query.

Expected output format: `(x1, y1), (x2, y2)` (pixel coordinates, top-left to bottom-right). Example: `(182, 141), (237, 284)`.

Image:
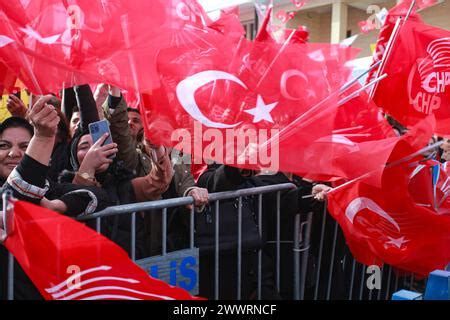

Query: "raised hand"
(78, 133), (118, 176)
(7, 94), (27, 118)
(28, 95), (60, 138)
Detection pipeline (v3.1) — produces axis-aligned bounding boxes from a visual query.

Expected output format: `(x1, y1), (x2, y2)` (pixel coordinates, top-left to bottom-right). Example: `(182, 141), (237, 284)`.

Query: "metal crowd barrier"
(4, 183), (420, 300)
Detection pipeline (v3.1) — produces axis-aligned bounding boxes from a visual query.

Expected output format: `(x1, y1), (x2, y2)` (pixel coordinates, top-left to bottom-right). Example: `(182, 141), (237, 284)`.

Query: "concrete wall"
(287, 8), (331, 42)
(420, 0), (450, 30)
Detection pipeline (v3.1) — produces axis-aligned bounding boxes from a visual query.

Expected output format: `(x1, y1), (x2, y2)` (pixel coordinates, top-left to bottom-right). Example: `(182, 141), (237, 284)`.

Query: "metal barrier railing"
(76, 182), (299, 300)
(3, 183), (420, 300)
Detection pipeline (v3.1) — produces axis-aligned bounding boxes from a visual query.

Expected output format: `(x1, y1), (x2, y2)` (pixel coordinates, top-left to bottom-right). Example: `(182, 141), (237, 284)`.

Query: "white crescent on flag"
(280, 69), (308, 101)
(176, 70), (245, 128)
(345, 196), (401, 232)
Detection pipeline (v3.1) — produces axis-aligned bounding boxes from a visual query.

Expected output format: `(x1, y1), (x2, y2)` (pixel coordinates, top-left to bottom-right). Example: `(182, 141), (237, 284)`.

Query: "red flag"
(254, 7), (274, 43)
(0, 0), (214, 94)
(408, 159), (450, 214)
(143, 36), (359, 177)
(302, 86), (398, 182)
(358, 20), (377, 34)
(373, 20), (450, 135)
(327, 162), (450, 276)
(0, 62), (17, 94)
(398, 0), (439, 11)
(255, 7), (309, 45)
(366, 1), (423, 85)
(4, 200), (199, 300)
(206, 6), (245, 43)
(300, 80), (436, 184)
(279, 26), (309, 44)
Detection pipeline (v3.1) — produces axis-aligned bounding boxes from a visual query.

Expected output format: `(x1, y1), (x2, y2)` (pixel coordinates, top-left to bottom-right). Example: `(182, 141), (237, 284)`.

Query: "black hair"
(127, 107), (140, 115)
(0, 116), (34, 137)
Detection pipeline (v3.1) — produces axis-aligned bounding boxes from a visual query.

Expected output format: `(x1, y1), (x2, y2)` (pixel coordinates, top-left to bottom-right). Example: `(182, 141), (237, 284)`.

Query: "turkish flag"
(373, 20), (450, 135)
(327, 161), (450, 276)
(143, 35), (359, 177)
(4, 200), (199, 300)
(0, 0), (214, 94)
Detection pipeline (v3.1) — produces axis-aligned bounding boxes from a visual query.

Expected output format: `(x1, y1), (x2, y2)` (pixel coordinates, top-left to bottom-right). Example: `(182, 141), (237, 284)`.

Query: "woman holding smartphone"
(60, 84), (173, 259)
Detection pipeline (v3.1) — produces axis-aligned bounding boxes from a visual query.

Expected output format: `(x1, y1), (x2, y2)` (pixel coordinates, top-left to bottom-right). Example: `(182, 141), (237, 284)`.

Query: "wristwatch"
(78, 171), (96, 182)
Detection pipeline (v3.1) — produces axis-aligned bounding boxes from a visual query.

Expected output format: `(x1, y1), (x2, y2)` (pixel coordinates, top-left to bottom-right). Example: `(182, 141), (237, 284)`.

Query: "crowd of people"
(0, 84), (338, 300)
(0, 83), (444, 300)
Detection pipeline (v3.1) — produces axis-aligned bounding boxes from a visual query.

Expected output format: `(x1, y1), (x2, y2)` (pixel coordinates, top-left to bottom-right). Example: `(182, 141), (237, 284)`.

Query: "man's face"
(128, 111), (142, 141)
(70, 111), (80, 137)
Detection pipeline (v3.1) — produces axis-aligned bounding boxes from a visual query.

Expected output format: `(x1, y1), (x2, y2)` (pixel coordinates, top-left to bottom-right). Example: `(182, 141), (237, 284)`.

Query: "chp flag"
(373, 20), (450, 136)
(3, 200), (200, 300)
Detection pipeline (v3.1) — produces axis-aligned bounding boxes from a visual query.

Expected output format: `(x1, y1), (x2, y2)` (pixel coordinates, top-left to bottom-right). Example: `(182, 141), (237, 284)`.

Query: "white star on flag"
(386, 236), (409, 249)
(244, 95), (278, 124)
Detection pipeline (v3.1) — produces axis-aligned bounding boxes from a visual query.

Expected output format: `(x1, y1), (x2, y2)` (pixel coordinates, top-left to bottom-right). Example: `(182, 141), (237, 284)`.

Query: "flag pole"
(261, 48), (384, 150)
(338, 73), (387, 106)
(432, 165), (439, 211)
(289, 74), (388, 135)
(368, 17), (402, 100)
(369, 0), (416, 99)
(260, 73), (387, 150)
(340, 60), (381, 92)
(2, 190), (13, 237)
(405, 0), (417, 21)
(2, 189), (14, 300)
(120, 14), (140, 95)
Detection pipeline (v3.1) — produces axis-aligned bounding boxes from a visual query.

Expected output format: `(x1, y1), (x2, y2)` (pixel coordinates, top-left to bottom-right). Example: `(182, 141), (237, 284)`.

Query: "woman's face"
(0, 127), (32, 179)
(76, 134), (110, 173)
(76, 134), (93, 167)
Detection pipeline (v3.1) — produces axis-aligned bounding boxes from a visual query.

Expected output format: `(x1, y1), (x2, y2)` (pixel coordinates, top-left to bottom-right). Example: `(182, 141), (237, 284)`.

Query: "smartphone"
(88, 119), (116, 158)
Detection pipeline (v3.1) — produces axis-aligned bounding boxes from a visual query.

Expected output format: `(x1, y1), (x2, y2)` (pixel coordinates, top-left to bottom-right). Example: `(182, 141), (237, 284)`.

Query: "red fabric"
(366, 1), (423, 85)
(408, 159), (450, 214)
(280, 26), (309, 44)
(4, 200), (200, 300)
(302, 84), (435, 184)
(397, 0), (439, 11)
(302, 85), (396, 182)
(0, 62), (18, 94)
(373, 20), (450, 135)
(0, 0), (213, 94)
(255, 7), (309, 45)
(327, 161), (450, 276)
(206, 6), (245, 43)
(254, 7), (274, 43)
(142, 37), (360, 178)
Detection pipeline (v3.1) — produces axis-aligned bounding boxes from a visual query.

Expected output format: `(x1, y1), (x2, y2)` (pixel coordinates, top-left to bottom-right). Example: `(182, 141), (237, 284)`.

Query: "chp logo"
(408, 37), (450, 115)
